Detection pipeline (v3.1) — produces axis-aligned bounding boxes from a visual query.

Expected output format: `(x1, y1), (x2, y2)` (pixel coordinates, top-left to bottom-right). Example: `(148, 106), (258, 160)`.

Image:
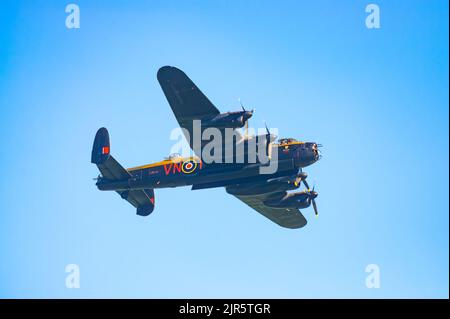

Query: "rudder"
(91, 127), (110, 165)
(91, 127), (130, 180)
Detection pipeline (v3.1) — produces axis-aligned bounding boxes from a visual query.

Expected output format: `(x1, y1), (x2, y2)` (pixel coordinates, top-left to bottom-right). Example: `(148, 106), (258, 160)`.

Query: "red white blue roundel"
(181, 160), (198, 174)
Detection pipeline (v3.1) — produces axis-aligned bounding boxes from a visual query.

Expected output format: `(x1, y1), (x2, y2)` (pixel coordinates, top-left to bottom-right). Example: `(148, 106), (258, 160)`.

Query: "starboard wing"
(157, 66), (243, 154)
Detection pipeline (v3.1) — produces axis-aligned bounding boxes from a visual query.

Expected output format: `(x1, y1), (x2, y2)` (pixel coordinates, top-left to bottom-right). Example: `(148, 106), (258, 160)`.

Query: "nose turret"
(294, 142), (322, 168)
(311, 143), (321, 161)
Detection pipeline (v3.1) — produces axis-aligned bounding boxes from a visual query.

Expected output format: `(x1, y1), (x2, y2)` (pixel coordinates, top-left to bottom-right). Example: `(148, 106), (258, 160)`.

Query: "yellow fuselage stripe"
(127, 142), (304, 171)
(127, 157), (198, 171)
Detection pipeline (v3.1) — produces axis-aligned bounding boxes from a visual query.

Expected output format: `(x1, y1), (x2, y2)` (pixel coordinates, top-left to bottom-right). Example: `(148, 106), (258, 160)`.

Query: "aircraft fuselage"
(96, 141), (320, 192)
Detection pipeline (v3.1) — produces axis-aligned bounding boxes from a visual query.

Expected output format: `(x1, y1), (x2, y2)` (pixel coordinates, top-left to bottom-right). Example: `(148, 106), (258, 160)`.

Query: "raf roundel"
(181, 160), (198, 174)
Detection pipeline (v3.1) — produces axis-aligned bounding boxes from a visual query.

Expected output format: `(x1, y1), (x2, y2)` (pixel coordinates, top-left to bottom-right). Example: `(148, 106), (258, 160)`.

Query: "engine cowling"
(264, 191), (310, 209)
(226, 174), (302, 196)
(203, 110), (253, 129)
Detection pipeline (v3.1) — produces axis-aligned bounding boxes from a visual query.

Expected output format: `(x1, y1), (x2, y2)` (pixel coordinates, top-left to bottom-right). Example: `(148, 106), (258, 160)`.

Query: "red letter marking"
(172, 163), (182, 173)
(163, 164), (173, 175)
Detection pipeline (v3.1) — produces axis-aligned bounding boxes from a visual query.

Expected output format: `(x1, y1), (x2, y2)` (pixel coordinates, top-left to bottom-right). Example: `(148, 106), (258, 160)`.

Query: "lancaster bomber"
(91, 66), (321, 229)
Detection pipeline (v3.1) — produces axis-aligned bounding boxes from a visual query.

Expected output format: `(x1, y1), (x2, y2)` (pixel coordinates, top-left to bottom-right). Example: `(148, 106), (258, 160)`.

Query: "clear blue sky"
(0, 0), (448, 298)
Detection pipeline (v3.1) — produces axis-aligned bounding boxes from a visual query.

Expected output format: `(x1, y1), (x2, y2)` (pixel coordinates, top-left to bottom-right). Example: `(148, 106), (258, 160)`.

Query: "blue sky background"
(0, 0), (448, 298)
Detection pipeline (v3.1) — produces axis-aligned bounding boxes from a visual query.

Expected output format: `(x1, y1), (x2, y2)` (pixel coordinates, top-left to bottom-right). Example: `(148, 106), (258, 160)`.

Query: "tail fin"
(91, 127), (110, 165)
(91, 127), (155, 216)
(91, 127), (130, 180)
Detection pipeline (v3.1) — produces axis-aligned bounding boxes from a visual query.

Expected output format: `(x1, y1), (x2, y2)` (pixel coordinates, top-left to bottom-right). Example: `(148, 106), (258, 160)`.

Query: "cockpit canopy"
(278, 138), (298, 145)
(166, 153), (183, 160)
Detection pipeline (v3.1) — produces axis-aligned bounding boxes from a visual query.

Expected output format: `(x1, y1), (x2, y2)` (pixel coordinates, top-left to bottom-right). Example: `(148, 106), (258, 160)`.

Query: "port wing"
(229, 191), (307, 229)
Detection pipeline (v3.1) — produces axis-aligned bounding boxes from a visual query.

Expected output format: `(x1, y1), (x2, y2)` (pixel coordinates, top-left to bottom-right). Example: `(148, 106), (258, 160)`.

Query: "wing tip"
(157, 65), (185, 82)
(283, 219), (307, 229)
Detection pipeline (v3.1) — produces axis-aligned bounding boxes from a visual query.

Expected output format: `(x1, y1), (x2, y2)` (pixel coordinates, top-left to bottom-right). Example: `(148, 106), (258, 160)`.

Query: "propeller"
(239, 98), (253, 137)
(300, 171), (311, 190)
(264, 122), (277, 159)
(294, 171), (307, 187)
(298, 170), (319, 216)
(307, 184), (319, 216)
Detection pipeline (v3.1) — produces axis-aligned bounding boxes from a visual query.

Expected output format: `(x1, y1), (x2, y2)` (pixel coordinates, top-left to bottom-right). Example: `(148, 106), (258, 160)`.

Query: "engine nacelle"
(203, 110), (253, 129)
(264, 191), (310, 209)
(226, 174), (301, 196)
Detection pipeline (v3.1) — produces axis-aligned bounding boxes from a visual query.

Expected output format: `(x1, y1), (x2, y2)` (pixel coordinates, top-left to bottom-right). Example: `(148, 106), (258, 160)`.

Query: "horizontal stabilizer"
(91, 127), (155, 216)
(117, 189), (155, 216)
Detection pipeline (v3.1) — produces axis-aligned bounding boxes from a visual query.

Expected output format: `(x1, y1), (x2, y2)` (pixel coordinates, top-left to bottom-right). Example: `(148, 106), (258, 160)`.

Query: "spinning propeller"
(298, 170), (319, 217)
(307, 185), (319, 217)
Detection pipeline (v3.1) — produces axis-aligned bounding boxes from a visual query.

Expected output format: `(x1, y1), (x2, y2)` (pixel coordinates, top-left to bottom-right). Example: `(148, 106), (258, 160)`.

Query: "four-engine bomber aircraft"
(92, 66), (321, 229)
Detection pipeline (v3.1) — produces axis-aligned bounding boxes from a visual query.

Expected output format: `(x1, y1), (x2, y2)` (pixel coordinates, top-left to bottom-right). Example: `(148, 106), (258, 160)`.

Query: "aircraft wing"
(157, 66), (243, 153)
(230, 192), (307, 229)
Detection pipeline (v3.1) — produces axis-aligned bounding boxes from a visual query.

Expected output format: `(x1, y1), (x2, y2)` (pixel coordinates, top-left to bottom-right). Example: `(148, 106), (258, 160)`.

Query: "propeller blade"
(238, 97), (243, 108)
(302, 179), (310, 190)
(312, 198), (319, 216)
(240, 99), (253, 137)
(262, 121), (277, 158)
(265, 123), (271, 157)
(309, 182), (318, 216)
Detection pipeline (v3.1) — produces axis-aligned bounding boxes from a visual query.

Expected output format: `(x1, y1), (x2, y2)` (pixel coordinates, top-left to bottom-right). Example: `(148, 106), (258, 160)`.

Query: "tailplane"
(91, 127), (155, 216)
